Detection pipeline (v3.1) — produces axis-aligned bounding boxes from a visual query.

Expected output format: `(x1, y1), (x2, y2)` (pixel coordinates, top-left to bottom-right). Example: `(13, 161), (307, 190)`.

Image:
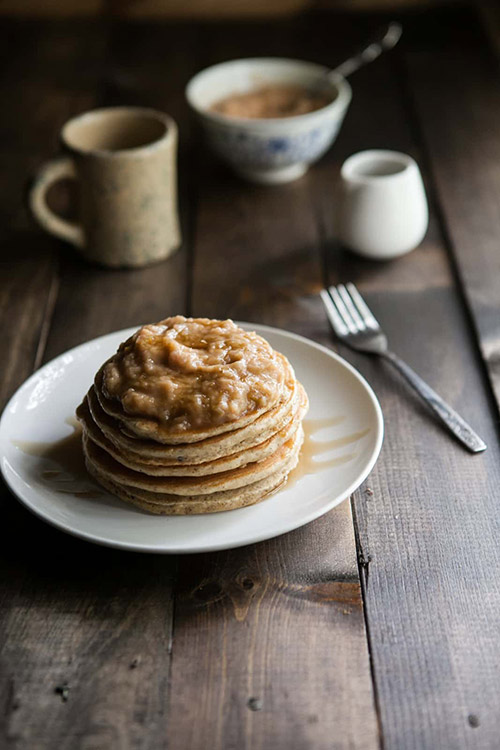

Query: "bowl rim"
(185, 57), (352, 129)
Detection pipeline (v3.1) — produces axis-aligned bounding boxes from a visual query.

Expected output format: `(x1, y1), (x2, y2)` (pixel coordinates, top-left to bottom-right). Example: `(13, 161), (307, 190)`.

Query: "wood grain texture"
(0, 18), (108, 409)
(174, 168), (379, 750)
(0, 18), (97, 412)
(168, 521), (376, 750)
(329, 236), (500, 750)
(165, 18), (379, 750)
(0, 542), (174, 750)
(0, 230), (56, 410)
(402, 7), (500, 414)
(323, 25), (500, 749)
(3, 8), (500, 750)
(0, 20), (188, 750)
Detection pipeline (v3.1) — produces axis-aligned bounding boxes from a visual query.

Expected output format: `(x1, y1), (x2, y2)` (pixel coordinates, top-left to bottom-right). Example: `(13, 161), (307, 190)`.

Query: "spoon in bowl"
(331, 22), (402, 79)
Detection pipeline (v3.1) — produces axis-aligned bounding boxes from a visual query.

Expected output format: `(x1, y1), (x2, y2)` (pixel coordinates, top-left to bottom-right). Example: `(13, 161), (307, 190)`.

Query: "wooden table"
(2, 5), (500, 749)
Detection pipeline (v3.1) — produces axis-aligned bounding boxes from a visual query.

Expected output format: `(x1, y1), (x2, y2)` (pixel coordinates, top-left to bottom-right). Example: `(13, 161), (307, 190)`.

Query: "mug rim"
(341, 149), (418, 185)
(61, 106), (177, 157)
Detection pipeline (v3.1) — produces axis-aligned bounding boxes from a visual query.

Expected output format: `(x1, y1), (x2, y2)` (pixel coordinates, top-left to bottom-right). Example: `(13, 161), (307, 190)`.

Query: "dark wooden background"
(2, 4), (500, 749)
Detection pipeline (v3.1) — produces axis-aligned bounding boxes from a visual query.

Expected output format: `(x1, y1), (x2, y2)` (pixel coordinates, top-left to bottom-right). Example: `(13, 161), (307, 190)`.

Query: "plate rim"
(0, 322), (384, 553)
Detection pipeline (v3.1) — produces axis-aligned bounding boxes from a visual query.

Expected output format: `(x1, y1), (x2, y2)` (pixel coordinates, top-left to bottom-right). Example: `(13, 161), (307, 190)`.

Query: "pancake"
(77, 316), (309, 515)
(85, 378), (304, 465)
(77, 389), (308, 477)
(97, 318), (291, 444)
(84, 427), (302, 515)
(82, 425), (303, 495)
(94, 352), (295, 445)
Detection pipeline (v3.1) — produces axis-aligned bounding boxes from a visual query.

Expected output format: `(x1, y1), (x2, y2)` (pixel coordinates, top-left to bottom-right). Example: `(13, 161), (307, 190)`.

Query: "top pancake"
(97, 317), (292, 444)
(95, 354), (295, 445)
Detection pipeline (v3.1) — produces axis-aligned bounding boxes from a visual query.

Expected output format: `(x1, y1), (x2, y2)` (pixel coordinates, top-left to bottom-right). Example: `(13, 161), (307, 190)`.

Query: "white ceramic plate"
(0, 324), (383, 553)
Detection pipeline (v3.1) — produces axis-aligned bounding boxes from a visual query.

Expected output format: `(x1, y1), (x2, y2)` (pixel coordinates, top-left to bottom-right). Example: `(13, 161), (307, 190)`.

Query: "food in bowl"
(186, 58), (352, 184)
(76, 317), (309, 515)
(211, 85), (333, 119)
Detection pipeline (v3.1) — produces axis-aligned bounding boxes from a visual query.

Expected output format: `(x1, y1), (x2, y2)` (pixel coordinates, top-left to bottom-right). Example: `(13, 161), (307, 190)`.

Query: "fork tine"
(337, 284), (366, 330)
(328, 286), (359, 334)
(320, 289), (349, 336)
(345, 283), (380, 330)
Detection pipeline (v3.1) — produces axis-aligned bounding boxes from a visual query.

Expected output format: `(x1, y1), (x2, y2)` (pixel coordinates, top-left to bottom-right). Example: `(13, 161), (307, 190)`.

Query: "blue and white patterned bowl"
(186, 58), (352, 184)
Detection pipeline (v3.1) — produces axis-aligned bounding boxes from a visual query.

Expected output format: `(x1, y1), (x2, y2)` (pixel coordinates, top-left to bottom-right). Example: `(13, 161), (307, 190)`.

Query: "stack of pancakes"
(77, 317), (308, 515)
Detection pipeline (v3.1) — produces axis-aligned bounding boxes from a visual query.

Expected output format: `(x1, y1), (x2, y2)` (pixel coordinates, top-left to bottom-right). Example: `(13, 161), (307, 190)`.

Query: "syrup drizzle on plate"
(287, 416), (370, 488)
(12, 417), (103, 498)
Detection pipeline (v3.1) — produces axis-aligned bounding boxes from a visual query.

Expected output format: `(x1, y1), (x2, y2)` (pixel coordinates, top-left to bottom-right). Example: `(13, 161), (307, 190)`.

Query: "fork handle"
(381, 351), (486, 453)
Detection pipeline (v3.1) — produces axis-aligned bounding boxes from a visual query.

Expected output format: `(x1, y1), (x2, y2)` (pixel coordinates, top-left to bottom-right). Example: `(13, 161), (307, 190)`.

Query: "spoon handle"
(331, 22), (402, 79)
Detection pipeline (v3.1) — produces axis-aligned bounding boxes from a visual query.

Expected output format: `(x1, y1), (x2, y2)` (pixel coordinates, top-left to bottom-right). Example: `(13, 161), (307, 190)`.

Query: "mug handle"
(28, 157), (84, 248)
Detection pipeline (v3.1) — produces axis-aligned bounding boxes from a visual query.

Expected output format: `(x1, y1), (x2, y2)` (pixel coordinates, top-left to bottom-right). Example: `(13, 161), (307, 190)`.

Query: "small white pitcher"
(338, 149), (428, 259)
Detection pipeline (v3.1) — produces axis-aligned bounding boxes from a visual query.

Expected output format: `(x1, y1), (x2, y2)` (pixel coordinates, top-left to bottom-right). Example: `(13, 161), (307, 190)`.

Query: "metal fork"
(321, 283), (486, 453)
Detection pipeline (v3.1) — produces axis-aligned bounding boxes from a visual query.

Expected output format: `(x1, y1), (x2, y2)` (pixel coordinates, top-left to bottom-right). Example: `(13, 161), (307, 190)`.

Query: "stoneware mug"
(28, 107), (181, 268)
(338, 149), (428, 259)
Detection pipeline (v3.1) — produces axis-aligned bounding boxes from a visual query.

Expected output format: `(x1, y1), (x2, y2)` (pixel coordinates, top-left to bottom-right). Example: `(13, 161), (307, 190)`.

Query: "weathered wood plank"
(166, 18), (379, 750)
(0, 229), (56, 411)
(0, 541), (174, 750)
(4, 10), (500, 750)
(0, 21), (99, 411)
(168, 521), (374, 750)
(323, 22), (500, 749)
(0, 19), (110, 411)
(0, 20), (195, 750)
(170, 185), (378, 750)
(403, 7), (500, 414)
(329, 230), (500, 750)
